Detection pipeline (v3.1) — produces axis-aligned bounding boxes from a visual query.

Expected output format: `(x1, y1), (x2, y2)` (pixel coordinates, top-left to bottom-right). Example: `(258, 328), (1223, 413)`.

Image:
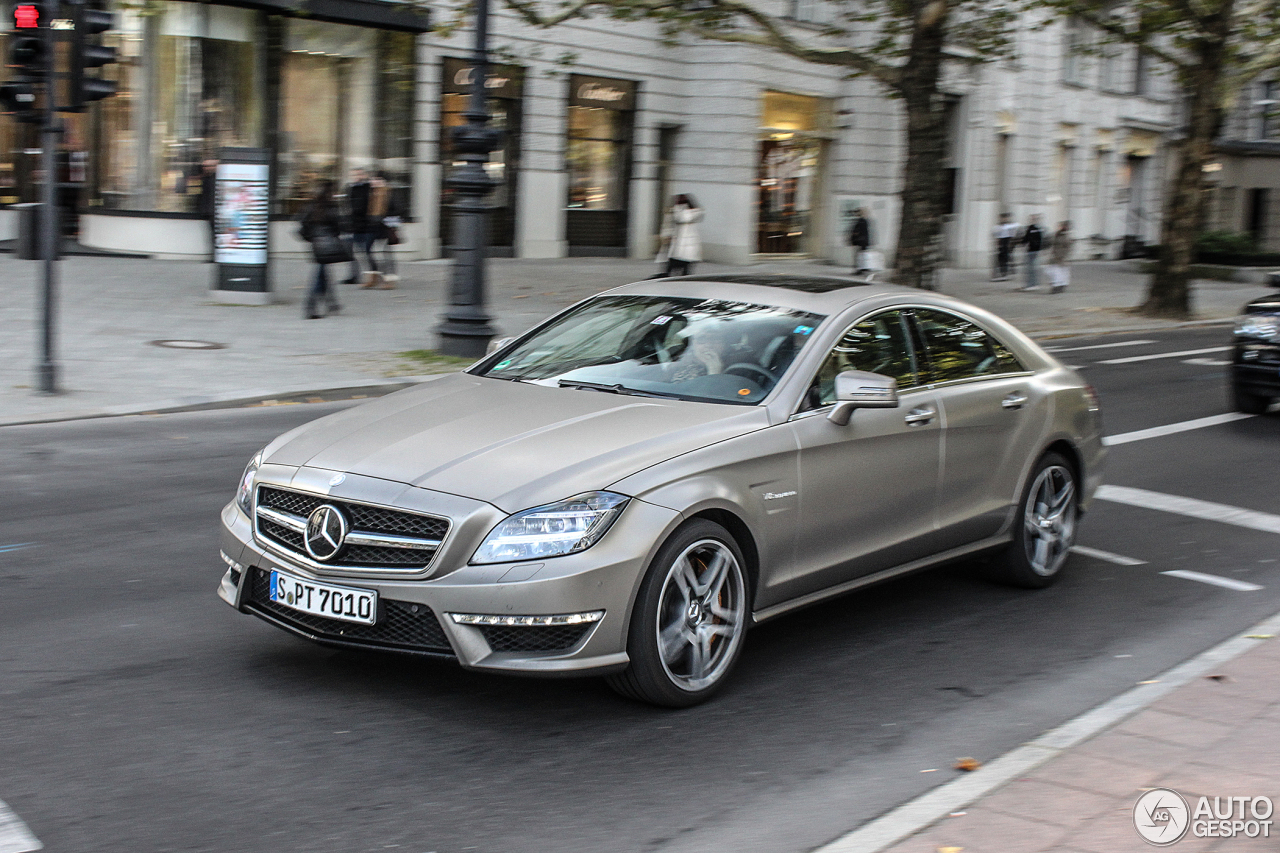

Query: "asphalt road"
(2, 325), (1278, 853)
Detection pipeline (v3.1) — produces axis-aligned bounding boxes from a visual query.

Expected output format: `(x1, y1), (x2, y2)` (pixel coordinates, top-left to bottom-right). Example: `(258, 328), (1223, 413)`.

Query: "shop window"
(439, 58), (523, 252)
(93, 2), (263, 213)
(757, 90), (830, 254)
(278, 21), (415, 216)
(565, 75), (636, 253)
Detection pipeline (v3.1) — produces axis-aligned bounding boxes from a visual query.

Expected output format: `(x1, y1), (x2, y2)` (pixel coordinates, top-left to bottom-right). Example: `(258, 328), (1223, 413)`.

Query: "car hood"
(264, 373), (769, 511)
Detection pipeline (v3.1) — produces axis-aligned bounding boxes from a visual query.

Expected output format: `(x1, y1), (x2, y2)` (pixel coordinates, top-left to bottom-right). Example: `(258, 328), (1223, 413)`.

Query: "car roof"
(607, 273), (951, 314)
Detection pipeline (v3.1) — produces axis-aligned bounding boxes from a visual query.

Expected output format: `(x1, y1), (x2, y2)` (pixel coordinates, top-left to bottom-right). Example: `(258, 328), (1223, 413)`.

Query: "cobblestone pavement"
(880, 632), (1280, 853)
(0, 253), (1271, 423)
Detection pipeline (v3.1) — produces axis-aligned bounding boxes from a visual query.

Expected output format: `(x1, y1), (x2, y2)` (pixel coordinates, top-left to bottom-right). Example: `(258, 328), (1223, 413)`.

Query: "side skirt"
(750, 535), (1012, 625)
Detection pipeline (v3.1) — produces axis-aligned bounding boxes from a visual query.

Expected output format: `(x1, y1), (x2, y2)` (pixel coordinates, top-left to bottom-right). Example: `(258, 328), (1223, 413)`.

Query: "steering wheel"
(724, 362), (777, 386)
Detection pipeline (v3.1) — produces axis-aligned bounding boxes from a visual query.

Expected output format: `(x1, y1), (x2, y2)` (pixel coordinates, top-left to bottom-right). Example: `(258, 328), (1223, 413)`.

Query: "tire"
(1231, 383), (1271, 415)
(607, 520), (749, 707)
(988, 452), (1078, 589)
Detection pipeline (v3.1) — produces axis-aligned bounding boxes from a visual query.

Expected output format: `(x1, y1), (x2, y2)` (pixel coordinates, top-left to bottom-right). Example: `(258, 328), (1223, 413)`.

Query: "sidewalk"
(0, 253), (1271, 424)
(877, 630), (1280, 853)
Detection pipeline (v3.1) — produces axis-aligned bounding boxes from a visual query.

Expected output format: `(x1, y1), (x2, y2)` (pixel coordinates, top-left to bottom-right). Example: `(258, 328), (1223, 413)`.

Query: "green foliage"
(1195, 229), (1255, 254)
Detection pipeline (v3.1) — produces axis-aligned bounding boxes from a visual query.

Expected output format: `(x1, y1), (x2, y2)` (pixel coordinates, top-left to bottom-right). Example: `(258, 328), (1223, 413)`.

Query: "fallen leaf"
(954, 757), (981, 772)
(1137, 680), (1160, 685)
(921, 768), (939, 773)
(949, 811), (967, 817)
(1246, 634), (1273, 640)
(1205, 674), (1232, 683)
(937, 847), (964, 853)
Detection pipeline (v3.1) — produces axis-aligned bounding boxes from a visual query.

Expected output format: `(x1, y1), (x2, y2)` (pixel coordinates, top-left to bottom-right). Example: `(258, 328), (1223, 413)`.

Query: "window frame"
(792, 308), (924, 417)
(906, 307), (1032, 387)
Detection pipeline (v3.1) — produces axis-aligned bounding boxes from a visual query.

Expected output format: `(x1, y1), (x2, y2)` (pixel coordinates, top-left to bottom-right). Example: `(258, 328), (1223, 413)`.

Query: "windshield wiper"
(556, 380), (675, 399)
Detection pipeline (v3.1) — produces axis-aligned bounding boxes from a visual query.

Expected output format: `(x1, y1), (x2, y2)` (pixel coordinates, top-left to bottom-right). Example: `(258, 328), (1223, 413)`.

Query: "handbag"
(385, 226), (401, 246)
(310, 229), (352, 265)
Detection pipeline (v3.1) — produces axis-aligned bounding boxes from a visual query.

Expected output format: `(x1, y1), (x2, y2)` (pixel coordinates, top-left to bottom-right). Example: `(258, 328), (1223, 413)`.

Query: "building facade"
(0, 1), (1180, 268)
(1206, 76), (1280, 253)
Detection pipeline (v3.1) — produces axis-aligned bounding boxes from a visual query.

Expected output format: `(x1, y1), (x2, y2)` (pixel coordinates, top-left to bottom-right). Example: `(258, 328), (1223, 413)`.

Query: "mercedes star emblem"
(304, 504), (349, 561)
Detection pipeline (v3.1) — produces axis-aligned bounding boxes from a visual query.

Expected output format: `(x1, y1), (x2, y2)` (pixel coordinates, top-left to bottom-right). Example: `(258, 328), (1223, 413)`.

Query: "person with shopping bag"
(848, 207), (876, 275)
(1046, 221), (1073, 294)
(298, 180), (350, 319)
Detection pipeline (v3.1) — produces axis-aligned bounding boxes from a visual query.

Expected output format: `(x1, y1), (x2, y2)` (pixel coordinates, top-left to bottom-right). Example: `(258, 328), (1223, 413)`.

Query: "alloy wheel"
(655, 538), (746, 692)
(1022, 464), (1077, 577)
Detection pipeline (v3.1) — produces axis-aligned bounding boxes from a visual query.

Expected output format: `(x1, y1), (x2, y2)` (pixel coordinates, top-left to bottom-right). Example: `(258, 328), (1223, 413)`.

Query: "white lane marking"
(1102, 412), (1255, 446)
(1160, 570), (1264, 592)
(1044, 339), (1158, 353)
(1098, 346), (1231, 365)
(1070, 545), (1147, 566)
(0, 799), (42, 852)
(1096, 485), (1280, 535)
(1183, 357), (1231, 366)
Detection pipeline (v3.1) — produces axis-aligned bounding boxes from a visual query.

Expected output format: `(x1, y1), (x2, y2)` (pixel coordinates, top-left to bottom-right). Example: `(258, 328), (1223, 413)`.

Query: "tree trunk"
(893, 1), (951, 289)
(1141, 4), (1232, 318)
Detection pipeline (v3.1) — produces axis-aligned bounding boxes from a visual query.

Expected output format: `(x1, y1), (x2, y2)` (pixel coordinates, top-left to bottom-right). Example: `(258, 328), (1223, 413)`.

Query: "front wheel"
(989, 452), (1078, 589)
(607, 520), (749, 707)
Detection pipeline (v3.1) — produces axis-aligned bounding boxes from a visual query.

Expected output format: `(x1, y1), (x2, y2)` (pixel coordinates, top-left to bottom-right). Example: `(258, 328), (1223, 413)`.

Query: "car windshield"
(476, 295), (825, 404)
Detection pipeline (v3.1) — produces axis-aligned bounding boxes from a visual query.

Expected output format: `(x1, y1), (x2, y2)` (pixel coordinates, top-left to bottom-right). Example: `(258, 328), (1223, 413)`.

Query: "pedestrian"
(362, 172), (402, 289)
(664, 194), (703, 277)
(848, 207), (874, 275)
(1018, 214), (1045, 291)
(992, 212), (1018, 281)
(298, 179), (349, 319)
(1046, 220), (1073, 294)
(196, 158), (218, 263)
(342, 168), (375, 286)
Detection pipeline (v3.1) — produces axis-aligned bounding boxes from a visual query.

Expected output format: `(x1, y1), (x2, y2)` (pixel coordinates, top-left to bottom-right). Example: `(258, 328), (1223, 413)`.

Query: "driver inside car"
(670, 324), (731, 381)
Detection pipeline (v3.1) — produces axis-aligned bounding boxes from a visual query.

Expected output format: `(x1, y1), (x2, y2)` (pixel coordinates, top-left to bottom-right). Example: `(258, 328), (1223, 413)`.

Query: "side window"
(912, 309), (1025, 383)
(805, 311), (917, 409)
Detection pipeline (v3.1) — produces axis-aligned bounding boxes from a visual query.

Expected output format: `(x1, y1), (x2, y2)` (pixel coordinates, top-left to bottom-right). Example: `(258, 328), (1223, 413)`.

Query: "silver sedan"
(218, 275), (1105, 706)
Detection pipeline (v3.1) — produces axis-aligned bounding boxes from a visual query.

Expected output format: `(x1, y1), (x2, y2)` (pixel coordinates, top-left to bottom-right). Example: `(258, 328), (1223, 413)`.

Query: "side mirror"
(486, 336), (517, 356)
(827, 370), (899, 425)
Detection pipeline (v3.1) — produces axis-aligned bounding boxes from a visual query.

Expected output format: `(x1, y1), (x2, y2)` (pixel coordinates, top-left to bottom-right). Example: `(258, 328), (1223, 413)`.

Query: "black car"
(1231, 272), (1280, 414)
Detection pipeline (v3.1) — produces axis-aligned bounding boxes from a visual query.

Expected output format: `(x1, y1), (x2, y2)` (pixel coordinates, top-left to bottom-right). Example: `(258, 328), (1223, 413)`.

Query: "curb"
(811, 607), (1280, 853)
(0, 377), (445, 428)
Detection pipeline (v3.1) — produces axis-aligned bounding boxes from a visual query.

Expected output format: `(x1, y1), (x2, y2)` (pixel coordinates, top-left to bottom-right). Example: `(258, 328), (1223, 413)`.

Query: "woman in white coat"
(658, 194), (703, 277)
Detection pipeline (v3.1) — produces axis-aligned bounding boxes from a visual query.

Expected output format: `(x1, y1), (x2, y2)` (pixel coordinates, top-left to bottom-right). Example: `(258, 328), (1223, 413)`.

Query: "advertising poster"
(214, 163), (270, 266)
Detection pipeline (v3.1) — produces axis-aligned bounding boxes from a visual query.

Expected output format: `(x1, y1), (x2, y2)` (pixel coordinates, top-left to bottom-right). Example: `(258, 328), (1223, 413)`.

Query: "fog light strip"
(450, 610), (605, 627)
(220, 551), (246, 572)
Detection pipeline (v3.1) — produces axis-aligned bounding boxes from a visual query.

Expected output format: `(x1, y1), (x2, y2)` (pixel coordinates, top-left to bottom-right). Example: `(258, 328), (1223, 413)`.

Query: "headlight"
(471, 492), (630, 564)
(235, 451), (263, 515)
(1234, 314), (1280, 341)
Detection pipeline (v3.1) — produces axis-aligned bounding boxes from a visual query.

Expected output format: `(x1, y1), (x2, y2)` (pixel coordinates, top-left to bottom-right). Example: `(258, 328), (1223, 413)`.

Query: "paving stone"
(1074, 730), (1193, 773)
(980, 778), (1117, 828)
(1026, 752), (1162, 800)
(1153, 682), (1270, 728)
(1115, 708), (1235, 749)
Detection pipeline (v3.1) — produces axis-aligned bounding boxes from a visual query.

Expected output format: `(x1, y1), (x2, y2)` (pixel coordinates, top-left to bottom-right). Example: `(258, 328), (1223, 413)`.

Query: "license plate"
(269, 570), (377, 625)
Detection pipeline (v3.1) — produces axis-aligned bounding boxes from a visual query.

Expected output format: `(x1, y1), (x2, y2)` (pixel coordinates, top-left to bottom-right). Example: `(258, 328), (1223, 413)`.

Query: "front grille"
(255, 486), (449, 570)
(478, 624), (593, 653)
(246, 567), (454, 656)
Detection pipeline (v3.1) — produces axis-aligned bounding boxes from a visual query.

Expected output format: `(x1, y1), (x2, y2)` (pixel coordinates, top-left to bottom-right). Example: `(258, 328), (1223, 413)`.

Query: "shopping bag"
(856, 250), (885, 271)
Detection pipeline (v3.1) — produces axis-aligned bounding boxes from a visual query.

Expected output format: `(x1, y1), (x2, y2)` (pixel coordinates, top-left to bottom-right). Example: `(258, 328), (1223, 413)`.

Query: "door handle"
(904, 407), (935, 425)
(1002, 392), (1028, 409)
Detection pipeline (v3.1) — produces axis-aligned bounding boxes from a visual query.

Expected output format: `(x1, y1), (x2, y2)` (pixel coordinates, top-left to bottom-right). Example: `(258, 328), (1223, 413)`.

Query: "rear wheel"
(607, 520), (749, 707)
(989, 452), (1078, 589)
(1231, 383), (1271, 415)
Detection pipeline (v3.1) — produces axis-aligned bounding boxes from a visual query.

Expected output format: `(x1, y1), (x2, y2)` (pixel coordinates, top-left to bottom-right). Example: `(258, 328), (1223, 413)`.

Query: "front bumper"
(219, 491), (683, 676)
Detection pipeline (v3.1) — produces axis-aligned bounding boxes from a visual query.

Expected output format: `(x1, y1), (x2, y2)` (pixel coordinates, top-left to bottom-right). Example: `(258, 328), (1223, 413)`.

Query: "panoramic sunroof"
(681, 274), (871, 293)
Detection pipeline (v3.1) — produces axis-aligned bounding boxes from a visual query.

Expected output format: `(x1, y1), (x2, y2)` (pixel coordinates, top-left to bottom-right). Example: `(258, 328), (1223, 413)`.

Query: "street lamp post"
(436, 0), (499, 358)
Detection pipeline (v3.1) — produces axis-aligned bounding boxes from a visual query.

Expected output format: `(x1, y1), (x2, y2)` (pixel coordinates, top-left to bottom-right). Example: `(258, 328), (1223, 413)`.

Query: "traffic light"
(1, 3), (45, 122)
(68, 0), (116, 110)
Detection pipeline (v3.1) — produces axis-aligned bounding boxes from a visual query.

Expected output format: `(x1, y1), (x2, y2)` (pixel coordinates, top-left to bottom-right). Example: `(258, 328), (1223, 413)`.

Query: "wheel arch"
(685, 508), (761, 606)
